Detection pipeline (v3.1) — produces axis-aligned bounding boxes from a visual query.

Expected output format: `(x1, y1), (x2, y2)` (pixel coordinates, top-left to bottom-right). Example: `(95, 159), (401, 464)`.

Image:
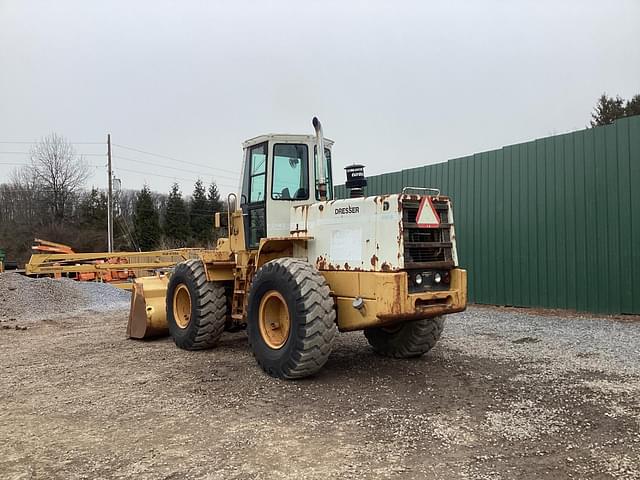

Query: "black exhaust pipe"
(345, 164), (367, 198)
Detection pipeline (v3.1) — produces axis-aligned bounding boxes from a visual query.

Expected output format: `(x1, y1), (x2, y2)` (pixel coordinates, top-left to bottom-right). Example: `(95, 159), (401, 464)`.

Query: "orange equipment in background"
(26, 239), (203, 289)
(32, 238), (75, 255)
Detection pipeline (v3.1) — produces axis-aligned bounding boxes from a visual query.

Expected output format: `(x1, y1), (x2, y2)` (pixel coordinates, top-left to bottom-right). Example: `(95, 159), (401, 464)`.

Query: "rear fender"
(256, 237), (311, 269)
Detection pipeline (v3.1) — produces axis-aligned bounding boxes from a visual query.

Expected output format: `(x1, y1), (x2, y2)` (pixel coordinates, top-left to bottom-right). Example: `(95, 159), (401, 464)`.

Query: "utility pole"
(107, 133), (113, 252)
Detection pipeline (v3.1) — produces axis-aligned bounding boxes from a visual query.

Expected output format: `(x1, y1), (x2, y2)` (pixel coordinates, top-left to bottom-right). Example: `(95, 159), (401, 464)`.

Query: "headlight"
(434, 272), (442, 284)
(415, 273), (423, 285)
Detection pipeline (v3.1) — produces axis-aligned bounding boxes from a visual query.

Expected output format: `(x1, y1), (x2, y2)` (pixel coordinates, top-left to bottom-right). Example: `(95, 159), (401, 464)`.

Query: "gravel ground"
(0, 304), (639, 479)
(0, 273), (130, 322)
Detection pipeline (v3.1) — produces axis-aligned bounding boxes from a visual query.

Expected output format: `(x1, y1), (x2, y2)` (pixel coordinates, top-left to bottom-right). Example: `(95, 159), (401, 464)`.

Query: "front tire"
(247, 258), (337, 379)
(166, 260), (227, 350)
(364, 317), (445, 358)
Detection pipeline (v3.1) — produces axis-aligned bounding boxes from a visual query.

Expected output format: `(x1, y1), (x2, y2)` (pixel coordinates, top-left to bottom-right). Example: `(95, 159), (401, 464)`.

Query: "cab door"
(266, 143), (310, 237)
(241, 142), (267, 249)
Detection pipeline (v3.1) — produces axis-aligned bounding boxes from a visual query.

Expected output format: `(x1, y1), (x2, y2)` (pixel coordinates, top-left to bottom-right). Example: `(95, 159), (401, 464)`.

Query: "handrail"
(401, 186), (441, 197)
(227, 193), (237, 233)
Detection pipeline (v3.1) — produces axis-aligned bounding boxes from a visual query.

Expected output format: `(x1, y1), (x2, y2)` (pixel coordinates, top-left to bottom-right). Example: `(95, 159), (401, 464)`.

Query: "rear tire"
(247, 258), (337, 379)
(364, 317), (444, 358)
(166, 260), (227, 350)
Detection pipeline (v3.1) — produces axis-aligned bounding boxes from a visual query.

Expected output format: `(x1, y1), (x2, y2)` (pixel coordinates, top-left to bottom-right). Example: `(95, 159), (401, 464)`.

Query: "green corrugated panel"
(487, 149), (498, 305)
(493, 150), (506, 306)
(630, 116), (640, 313)
(617, 118), (633, 313)
(553, 135), (566, 308)
(526, 141), (538, 307)
(594, 127), (608, 312)
(544, 137), (557, 308)
(584, 128), (599, 312)
(332, 117), (640, 315)
(573, 131), (588, 311)
(534, 138), (548, 308)
(606, 124), (622, 313)
(477, 152), (489, 305)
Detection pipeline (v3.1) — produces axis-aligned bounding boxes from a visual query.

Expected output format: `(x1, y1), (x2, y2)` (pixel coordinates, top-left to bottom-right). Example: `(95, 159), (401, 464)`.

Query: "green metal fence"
(335, 116), (640, 314)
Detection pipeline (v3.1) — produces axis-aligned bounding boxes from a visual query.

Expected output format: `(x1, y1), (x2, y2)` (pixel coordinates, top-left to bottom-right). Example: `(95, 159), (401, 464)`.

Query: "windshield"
(272, 144), (309, 200)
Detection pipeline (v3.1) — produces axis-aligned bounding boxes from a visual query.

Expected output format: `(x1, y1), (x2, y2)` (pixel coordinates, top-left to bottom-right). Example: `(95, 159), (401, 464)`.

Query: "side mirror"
(214, 212), (229, 229)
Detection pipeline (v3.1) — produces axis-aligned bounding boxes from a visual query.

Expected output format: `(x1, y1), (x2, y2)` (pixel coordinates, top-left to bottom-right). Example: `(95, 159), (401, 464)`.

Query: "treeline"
(590, 93), (640, 127)
(129, 180), (224, 251)
(0, 134), (225, 265)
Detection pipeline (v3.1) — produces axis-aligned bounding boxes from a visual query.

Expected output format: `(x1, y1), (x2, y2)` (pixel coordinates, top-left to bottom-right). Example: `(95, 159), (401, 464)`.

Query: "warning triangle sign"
(416, 196), (441, 228)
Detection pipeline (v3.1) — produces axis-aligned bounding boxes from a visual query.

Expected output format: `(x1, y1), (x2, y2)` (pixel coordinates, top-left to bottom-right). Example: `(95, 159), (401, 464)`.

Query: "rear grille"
(402, 197), (454, 269)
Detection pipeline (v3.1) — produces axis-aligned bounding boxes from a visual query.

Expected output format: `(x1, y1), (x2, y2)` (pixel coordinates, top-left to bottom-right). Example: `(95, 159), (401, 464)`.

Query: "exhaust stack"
(312, 116), (327, 201)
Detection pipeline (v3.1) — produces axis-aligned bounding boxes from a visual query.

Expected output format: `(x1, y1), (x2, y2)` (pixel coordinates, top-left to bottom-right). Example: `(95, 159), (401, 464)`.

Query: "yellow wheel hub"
(258, 290), (291, 349)
(173, 284), (192, 329)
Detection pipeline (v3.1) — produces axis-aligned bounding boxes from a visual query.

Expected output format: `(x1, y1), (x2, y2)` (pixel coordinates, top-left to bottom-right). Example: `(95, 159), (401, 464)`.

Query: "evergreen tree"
(625, 94), (640, 117)
(76, 187), (108, 251)
(133, 185), (161, 251)
(190, 179), (212, 245)
(78, 188), (107, 230)
(163, 183), (191, 245)
(207, 181), (224, 243)
(590, 93), (627, 127)
(207, 181), (223, 214)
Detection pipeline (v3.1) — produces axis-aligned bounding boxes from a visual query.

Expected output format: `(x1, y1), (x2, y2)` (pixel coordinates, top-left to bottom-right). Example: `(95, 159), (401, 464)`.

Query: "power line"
(0, 162), (103, 168)
(0, 151), (106, 157)
(0, 141), (105, 145)
(112, 143), (240, 176)
(111, 154), (239, 181)
(0, 189), (61, 192)
(115, 166), (238, 189)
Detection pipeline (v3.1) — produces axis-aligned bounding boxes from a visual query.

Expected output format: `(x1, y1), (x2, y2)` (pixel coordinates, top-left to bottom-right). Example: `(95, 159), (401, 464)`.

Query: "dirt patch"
(0, 307), (638, 479)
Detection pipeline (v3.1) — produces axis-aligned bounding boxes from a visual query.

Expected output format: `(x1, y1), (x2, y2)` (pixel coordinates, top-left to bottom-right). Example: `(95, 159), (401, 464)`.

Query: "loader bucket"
(127, 275), (170, 339)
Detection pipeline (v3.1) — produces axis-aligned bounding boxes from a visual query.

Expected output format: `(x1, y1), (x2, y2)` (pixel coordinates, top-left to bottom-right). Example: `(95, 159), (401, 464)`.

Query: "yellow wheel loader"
(128, 117), (467, 379)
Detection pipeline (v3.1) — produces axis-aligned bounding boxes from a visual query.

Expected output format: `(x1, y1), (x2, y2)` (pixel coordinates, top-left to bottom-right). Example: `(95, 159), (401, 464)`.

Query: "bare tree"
(6, 167), (47, 224)
(29, 133), (91, 219)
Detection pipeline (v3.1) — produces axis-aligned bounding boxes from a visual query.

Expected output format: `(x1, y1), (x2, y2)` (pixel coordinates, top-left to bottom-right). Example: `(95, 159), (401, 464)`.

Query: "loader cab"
(239, 134), (334, 249)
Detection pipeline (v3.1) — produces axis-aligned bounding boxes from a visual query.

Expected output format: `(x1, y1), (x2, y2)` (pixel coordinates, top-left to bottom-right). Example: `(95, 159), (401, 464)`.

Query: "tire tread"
(364, 317), (444, 358)
(168, 259), (227, 350)
(248, 258), (337, 379)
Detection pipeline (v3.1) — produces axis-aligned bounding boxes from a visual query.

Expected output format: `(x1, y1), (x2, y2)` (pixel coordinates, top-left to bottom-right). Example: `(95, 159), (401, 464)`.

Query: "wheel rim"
(173, 284), (192, 329)
(258, 290), (291, 349)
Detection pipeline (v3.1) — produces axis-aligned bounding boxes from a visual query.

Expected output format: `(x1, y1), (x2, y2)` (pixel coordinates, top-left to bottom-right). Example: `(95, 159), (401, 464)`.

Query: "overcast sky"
(1, 0), (638, 197)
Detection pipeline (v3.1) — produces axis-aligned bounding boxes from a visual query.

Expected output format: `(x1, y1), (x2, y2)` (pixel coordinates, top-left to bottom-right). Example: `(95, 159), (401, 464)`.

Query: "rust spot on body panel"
(370, 254), (378, 267)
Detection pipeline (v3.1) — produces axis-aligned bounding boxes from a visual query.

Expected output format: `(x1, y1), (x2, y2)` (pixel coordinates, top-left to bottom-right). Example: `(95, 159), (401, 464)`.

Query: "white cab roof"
(242, 134), (334, 148)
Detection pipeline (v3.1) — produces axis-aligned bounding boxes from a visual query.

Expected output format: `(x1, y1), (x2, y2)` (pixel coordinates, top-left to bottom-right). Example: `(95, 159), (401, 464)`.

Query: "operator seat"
(280, 187), (291, 200)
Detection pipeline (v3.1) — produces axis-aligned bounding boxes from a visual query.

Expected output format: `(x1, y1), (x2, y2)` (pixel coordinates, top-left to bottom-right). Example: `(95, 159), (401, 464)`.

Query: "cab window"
(271, 144), (309, 200)
(314, 146), (333, 200)
(249, 143), (266, 203)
